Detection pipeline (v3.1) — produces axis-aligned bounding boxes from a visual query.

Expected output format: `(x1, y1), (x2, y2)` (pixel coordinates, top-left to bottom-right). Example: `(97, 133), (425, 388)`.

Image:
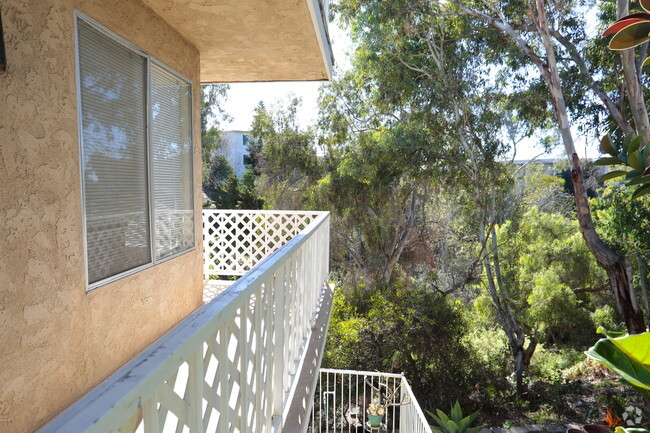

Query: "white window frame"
(74, 11), (195, 292)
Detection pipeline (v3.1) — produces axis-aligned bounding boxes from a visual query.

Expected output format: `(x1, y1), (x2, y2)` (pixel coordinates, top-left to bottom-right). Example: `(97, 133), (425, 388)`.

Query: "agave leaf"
(586, 331), (650, 389)
(430, 427), (445, 433)
(450, 401), (462, 422)
(458, 417), (472, 432)
(604, 17), (650, 36)
(609, 21), (650, 50)
(428, 410), (445, 427)
(599, 170), (629, 182)
(644, 57), (650, 67)
(466, 427), (484, 433)
(437, 409), (451, 425)
(626, 170), (643, 179)
(592, 157), (625, 166)
(633, 184), (650, 199)
(641, 0), (650, 13)
(644, 165), (650, 175)
(600, 134), (618, 156)
(447, 419), (459, 433)
(628, 175), (650, 185)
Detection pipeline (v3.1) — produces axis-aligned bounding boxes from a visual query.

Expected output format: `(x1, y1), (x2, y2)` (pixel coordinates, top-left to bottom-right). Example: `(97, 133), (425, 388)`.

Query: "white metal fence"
(310, 369), (432, 433)
(39, 211), (330, 433)
(203, 210), (323, 278)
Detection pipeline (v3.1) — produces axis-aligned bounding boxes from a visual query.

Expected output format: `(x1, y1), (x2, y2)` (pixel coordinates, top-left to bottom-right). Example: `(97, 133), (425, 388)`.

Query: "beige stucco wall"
(142, 0), (331, 82)
(0, 1), (204, 432)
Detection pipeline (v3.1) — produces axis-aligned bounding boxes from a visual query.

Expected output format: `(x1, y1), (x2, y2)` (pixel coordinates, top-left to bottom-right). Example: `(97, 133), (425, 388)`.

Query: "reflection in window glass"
(151, 65), (194, 260)
(78, 19), (151, 284)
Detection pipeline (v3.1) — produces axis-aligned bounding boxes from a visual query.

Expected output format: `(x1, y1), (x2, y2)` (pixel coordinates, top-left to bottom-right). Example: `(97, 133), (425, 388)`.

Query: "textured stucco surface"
(0, 2), (203, 432)
(142, 0), (330, 82)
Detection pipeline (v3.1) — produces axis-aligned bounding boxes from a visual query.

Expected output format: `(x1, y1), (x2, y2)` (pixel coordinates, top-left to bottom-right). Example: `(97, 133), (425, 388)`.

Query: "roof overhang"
(142, 0), (334, 83)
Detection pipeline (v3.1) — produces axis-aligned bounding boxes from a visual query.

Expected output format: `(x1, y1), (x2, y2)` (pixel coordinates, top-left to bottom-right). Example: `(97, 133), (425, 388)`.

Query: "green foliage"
(488, 207), (607, 346)
(249, 98), (321, 209)
(324, 285), (475, 409)
(590, 305), (625, 333)
(592, 185), (650, 257)
(200, 84), (231, 170)
(427, 401), (483, 433)
(528, 346), (585, 382)
(593, 134), (650, 199)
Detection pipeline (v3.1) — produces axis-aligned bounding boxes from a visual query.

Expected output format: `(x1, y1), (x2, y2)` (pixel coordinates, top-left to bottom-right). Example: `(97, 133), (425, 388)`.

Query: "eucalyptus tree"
(445, 0), (648, 333)
(200, 84), (231, 170)
(316, 77), (436, 286)
(335, 0), (648, 333)
(249, 98), (321, 209)
(332, 0), (554, 397)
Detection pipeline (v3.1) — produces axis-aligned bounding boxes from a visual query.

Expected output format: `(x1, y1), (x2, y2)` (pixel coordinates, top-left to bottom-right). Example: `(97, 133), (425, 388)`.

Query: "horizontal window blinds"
(151, 65), (195, 260)
(78, 19), (151, 284)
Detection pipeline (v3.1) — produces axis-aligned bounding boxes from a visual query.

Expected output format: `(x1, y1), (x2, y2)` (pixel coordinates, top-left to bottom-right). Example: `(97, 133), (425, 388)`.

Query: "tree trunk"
(618, 0), (650, 143)
(570, 155), (646, 333)
(534, 0), (646, 333)
(637, 253), (650, 324)
(514, 336), (537, 398)
(381, 192), (418, 285)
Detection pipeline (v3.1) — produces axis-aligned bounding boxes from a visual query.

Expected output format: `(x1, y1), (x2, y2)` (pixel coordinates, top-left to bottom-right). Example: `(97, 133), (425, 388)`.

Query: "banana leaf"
(585, 330), (650, 390)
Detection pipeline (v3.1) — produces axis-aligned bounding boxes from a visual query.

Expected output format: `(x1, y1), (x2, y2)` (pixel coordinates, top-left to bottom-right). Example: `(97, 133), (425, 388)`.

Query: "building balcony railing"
(39, 210), (331, 433)
(310, 369), (433, 433)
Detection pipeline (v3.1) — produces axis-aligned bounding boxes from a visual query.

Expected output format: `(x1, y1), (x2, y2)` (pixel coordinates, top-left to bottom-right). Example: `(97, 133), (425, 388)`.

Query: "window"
(76, 14), (194, 289)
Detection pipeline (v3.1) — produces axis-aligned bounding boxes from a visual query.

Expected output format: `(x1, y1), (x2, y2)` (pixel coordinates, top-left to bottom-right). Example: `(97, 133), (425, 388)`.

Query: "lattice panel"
(203, 211), (321, 277)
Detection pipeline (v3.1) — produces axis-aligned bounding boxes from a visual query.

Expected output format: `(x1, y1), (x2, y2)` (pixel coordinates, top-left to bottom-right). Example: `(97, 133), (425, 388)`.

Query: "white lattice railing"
(39, 211), (330, 433)
(203, 210), (323, 278)
(310, 369), (433, 433)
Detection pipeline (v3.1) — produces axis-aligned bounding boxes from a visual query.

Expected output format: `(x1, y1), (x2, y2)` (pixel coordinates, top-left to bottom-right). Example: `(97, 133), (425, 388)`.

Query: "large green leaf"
(585, 331), (650, 390)
(599, 170), (629, 182)
(592, 157), (625, 166)
(628, 151), (646, 171)
(627, 175), (650, 185)
(629, 135), (645, 153)
(600, 134), (618, 157)
(632, 183), (650, 199)
(609, 21), (650, 49)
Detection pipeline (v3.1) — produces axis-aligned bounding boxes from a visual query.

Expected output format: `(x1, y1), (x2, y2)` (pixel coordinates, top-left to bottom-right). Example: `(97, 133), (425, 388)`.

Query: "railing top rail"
(40, 211), (330, 433)
(318, 368), (404, 379)
(401, 375), (433, 433)
(203, 209), (328, 215)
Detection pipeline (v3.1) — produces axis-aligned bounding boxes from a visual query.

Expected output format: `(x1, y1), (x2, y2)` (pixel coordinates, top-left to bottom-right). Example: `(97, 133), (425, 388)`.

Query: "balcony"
(38, 210), (430, 433)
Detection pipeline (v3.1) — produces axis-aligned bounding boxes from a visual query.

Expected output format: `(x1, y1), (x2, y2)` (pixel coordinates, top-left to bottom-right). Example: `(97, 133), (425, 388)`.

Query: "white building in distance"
(217, 131), (252, 178)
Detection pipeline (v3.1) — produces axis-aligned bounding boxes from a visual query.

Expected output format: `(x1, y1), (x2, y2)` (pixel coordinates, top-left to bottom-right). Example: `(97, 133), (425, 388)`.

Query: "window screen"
(77, 19), (151, 284)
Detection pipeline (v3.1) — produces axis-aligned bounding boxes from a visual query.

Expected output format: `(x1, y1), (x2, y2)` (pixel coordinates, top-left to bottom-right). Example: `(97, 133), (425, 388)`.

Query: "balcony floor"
(203, 279), (234, 303)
